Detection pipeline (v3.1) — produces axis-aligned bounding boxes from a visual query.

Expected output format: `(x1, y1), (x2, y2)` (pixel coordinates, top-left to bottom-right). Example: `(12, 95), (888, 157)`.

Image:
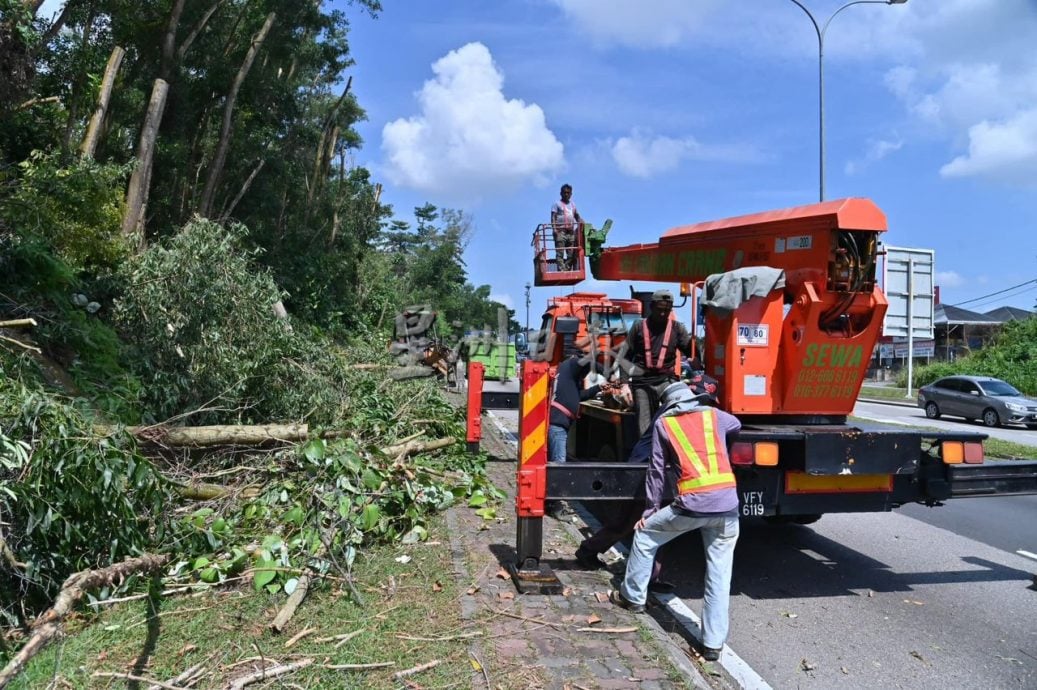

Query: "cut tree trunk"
(197, 12), (276, 217)
(80, 46), (125, 159)
(380, 437), (454, 459)
(113, 422), (308, 447)
(121, 78), (170, 242)
(0, 554), (171, 690)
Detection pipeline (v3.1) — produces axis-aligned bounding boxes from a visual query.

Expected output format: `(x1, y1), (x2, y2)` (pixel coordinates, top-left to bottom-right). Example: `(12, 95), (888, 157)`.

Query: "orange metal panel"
(517, 361), (550, 517)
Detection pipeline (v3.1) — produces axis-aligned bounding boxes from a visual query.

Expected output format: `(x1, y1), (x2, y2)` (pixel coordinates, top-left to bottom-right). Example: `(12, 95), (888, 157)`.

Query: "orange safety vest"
(641, 318), (674, 373)
(662, 409), (736, 495)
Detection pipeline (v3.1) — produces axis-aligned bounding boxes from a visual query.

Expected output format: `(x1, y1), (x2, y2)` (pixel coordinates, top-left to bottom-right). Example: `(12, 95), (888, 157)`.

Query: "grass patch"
(984, 438), (1037, 460)
(859, 385), (916, 401)
(11, 514), (473, 690)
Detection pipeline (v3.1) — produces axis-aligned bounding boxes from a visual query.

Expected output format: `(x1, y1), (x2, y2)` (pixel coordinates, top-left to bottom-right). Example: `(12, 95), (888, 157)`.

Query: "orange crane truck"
(510, 198), (1037, 592)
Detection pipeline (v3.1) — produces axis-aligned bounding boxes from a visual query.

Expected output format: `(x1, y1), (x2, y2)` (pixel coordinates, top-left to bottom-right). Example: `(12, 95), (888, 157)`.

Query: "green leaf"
(200, 567), (219, 583)
(401, 525), (427, 544)
(475, 507), (497, 520)
(284, 505), (305, 526)
(361, 468), (383, 490)
(467, 493), (488, 507)
(253, 559), (277, 590)
(301, 439), (325, 462)
(284, 577), (299, 595)
(361, 503), (381, 531)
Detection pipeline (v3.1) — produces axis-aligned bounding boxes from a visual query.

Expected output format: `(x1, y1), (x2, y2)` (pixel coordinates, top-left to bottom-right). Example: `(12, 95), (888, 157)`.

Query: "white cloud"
(610, 128), (759, 178)
(549, 0), (723, 48)
(381, 43), (564, 197)
(939, 109), (1037, 184)
(845, 137), (903, 176)
(935, 271), (964, 289)
(489, 293), (514, 309)
(882, 0), (1037, 184)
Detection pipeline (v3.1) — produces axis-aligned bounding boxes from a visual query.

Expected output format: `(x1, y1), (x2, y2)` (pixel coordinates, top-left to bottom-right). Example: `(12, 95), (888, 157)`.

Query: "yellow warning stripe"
(523, 374), (548, 415)
(521, 420), (546, 465)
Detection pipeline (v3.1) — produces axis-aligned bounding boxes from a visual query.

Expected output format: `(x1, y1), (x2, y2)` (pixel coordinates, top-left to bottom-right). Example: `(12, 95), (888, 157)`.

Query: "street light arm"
(822, 0), (891, 39)
(785, 0), (822, 42)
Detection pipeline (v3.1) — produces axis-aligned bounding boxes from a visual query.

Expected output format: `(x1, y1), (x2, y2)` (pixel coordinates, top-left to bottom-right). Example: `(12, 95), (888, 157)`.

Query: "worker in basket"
(550, 183), (582, 271)
(623, 289), (693, 436)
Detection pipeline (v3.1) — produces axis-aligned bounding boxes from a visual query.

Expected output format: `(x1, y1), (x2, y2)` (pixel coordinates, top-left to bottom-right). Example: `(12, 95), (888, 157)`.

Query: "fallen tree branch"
(92, 671), (187, 690)
(0, 334), (41, 354)
(0, 318), (37, 329)
(0, 553), (171, 689)
(393, 659), (440, 680)
(225, 658), (313, 690)
(379, 437), (454, 459)
(324, 661), (394, 671)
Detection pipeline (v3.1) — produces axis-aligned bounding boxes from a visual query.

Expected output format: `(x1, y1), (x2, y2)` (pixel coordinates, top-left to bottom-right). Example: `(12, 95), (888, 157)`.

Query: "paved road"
(487, 406), (1037, 689)
(854, 400), (1037, 448)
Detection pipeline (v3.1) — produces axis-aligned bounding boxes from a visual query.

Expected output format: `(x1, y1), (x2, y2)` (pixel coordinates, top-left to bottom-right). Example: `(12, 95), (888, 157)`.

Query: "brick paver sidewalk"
(444, 417), (716, 690)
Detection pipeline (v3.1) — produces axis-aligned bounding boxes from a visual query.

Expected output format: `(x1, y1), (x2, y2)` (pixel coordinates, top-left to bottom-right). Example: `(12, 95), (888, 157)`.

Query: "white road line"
(575, 506), (772, 690)
(485, 410), (518, 451)
(1016, 549), (1037, 562)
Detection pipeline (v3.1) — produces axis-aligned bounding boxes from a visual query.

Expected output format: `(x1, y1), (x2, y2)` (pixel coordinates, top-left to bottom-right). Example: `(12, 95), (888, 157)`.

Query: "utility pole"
(524, 282), (532, 336)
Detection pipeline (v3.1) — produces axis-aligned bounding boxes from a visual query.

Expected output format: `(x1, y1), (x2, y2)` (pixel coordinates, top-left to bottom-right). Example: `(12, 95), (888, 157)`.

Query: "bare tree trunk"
(60, 2), (95, 156)
(38, 0), (77, 46)
(159, 0), (186, 81)
(79, 46), (125, 159)
(177, 0), (225, 62)
(198, 12), (276, 218)
(220, 158), (264, 220)
(121, 79), (169, 243)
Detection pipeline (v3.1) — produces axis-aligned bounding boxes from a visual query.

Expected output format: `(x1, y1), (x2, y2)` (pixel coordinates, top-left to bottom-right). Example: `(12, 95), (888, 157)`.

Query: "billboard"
(882, 246), (935, 339)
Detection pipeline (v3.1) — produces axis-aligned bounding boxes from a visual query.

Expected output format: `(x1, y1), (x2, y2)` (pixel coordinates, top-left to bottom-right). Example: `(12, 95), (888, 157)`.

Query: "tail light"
(941, 441), (984, 464)
(730, 442), (754, 465)
(729, 442), (779, 466)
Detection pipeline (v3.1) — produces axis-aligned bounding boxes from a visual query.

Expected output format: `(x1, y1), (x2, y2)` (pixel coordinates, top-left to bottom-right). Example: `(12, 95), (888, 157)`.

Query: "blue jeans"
(548, 425), (568, 463)
(620, 506), (739, 649)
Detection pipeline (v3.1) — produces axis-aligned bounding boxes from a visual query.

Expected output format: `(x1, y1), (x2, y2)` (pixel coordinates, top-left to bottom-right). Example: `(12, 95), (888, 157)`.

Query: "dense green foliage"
(0, 369), (169, 624)
(0, 0), (514, 634)
(899, 317), (1037, 394)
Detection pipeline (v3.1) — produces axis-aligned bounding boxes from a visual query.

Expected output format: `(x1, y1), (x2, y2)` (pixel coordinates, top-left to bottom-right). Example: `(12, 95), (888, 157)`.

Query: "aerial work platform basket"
(532, 222), (585, 286)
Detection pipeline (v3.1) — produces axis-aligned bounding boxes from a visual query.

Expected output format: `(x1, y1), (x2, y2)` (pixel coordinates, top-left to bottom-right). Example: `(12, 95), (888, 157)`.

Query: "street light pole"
(785, 0), (908, 202)
(524, 282), (531, 336)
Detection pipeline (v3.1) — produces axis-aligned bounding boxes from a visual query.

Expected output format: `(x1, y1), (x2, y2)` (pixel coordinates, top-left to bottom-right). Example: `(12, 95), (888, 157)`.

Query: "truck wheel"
(1026, 424), (1037, 431)
(793, 514), (822, 525)
(924, 402), (941, 419)
(982, 408), (1001, 427)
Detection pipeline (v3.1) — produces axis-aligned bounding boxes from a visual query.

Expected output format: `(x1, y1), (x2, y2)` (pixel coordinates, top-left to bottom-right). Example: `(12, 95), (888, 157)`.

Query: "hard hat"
(650, 289), (674, 303)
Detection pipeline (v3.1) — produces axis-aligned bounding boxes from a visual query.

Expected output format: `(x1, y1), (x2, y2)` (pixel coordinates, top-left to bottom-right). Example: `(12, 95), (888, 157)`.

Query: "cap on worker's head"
(659, 381), (696, 413)
(650, 289), (674, 303)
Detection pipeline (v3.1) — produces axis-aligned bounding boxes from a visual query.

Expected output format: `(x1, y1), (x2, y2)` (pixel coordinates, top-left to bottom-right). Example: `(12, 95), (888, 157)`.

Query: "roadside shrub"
(114, 217), (353, 424)
(902, 318), (1037, 395)
(0, 373), (169, 625)
(0, 150), (131, 274)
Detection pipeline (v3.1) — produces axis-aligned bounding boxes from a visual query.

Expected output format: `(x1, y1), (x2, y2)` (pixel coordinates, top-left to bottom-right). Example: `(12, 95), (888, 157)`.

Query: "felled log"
(388, 366), (436, 381)
(380, 437), (454, 459)
(0, 553), (171, 689)
(106, 423), (309, 447)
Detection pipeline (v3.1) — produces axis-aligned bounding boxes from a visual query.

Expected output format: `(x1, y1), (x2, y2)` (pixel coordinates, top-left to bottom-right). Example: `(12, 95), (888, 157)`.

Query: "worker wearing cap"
(624, 289), (693, 435)
(609, 381), (742, 662)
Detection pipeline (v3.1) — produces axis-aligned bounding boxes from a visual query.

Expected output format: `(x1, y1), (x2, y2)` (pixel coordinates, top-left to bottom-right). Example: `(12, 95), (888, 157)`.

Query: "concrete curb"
(857, 396), (918, 409)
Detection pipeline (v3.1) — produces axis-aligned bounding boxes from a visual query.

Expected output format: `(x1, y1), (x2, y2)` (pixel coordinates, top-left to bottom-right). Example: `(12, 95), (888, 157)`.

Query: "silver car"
(917, 375), (1037, 429)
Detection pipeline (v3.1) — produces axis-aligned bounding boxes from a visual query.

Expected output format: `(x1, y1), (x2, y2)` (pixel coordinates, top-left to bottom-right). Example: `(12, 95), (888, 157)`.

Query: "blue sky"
(336, 0), (1037, 321)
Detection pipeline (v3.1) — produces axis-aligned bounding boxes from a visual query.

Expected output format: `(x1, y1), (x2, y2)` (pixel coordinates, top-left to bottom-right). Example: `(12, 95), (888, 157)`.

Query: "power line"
(947, 277), (1037, 307)
(963, 283), (1037, 311)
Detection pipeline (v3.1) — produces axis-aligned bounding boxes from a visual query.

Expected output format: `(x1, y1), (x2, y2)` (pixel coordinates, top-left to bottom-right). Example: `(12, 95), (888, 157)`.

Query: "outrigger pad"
(507, 562), (564, 595)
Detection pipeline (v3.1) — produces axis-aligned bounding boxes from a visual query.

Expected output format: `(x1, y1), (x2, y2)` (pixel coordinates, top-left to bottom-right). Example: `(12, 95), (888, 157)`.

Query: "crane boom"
(585, 198), (890, 417)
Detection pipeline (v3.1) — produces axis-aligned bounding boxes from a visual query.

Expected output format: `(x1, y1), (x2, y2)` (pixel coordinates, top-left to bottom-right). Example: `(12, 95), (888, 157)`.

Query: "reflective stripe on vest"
(663, 410), (736, 494)
(642, 318), (674, 372)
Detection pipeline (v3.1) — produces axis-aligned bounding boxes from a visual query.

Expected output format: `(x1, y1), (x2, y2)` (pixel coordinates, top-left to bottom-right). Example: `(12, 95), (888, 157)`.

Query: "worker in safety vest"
(609, 381), (741, 662)
(623, 289), (693, 435)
